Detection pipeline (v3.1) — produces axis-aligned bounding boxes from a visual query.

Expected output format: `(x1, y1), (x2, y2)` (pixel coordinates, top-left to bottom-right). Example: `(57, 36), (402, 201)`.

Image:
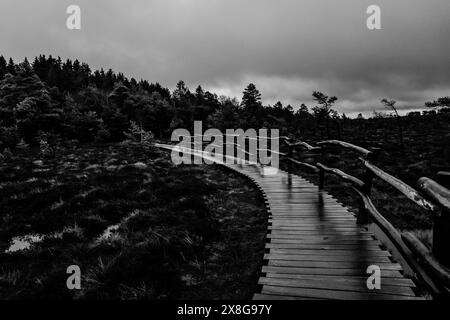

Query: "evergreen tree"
(0, 56), (7, 79)
(108, 82), (130, 103)
(103, 69), (116, 91)
(241, 83), (261, 108)
(241, 83), (263, 127)
(195, 85), (205, 103)
(149, 82), (171, 100)
(0, 65), (56, 140)
(6, 58), (16, 75)
(173, 80), (190, 103)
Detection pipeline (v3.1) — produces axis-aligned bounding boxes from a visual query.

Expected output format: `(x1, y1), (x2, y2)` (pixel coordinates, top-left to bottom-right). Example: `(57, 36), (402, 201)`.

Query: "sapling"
(381, 98), (405, 156)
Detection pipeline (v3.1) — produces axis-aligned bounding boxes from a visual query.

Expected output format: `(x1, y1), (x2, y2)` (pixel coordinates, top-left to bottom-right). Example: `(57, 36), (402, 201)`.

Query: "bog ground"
(0, 143), (267, 299)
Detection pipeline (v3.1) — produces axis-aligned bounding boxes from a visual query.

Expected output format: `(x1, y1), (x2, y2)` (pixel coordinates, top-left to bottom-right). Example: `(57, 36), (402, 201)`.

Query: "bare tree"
(381, 98), (405, 156)
(312, 91), (337, 139)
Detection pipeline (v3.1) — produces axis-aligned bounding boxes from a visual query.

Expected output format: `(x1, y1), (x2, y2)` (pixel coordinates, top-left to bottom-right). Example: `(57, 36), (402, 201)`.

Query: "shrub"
(16, 138), (29, 151)
(39, 139), (54, 157)
(2, 147), (13, 160)
(0, 125), (20, 149)
(95, 120), (111, 143)
(64, 110), (104, 142)
(123, 121), (154, 147)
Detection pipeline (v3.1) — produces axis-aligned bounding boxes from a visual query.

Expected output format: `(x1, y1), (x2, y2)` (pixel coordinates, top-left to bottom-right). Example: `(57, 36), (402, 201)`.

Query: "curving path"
(156, 144), (423, 300)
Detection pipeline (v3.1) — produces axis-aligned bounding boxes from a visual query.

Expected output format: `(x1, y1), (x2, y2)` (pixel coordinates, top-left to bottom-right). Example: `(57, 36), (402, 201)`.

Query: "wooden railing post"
(356, 199), (369, 225)
(318, 146), (325, 191)
(357, 148), (380, 225)
(287, 143), (293, 186)
(417, 177), (450, 268)
(319, 167), (325, 191)
(286, 139), (293, 169)
(362, 147), (381, 195)
(432, 208), (450, 268)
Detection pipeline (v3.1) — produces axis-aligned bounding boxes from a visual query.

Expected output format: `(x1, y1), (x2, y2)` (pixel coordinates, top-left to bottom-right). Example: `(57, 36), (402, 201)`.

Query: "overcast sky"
(1, 0), (449, 115)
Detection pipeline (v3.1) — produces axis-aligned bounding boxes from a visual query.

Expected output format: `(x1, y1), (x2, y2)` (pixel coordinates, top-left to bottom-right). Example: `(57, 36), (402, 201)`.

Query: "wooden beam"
(317, 140), (371, 156)
(438, 171), (450, 177)
(353, 187), (442, 297)
(285, 140), (321, 151)
(316, 163), (365, 189)
(417, 178), (450, 267)
(362, 159), (436, 212)
(417, 177), (450, 212)
(285, 157), (319, 173)
(402, 232), (450, 290)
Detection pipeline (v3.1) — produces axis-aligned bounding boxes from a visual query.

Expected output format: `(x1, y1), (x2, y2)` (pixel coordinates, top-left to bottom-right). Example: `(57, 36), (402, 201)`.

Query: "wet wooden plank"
(253, 293), (321, 300)
(267, 230), (373, 239)
(268, 259), (402, 270)
(269, 222), (362, 228)
(258, 277), (416, 296)
(267, 235), (374, 241)
(268, 226), (366, 231)
(264, 273), (415, 287)
(269, 239), (381, 246)
(268, 222), (358, 227)
(261, 285), (423, 300)
(262, 266), (404, 278)
(266, 243), (381, 250)
(268, 229), (370, 234)
(268, 208), (353, 214)
(264, 253), (392, 263)
(268, 215), (356, 219)
(268, 248), (391, 257)
(270, 219), (358, 224)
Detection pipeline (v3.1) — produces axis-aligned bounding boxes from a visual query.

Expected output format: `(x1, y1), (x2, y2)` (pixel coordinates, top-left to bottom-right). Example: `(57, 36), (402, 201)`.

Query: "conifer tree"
(0, 56), (7, 79)
(6, 58), (15, 75)
(241, 83), (261, 108)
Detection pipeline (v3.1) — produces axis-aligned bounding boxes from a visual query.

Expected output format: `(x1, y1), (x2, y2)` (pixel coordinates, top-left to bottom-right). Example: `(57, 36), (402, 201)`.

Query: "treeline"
(0, 55), (304, 150)
(0, 54), (449, 152)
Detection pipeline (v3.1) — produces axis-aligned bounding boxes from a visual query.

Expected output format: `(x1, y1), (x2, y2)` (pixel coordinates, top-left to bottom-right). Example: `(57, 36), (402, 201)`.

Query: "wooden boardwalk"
(157, 144), (423, 300)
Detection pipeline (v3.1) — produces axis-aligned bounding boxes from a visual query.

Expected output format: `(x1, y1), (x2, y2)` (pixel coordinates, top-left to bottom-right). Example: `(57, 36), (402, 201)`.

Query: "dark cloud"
(1, 0), (449, 115)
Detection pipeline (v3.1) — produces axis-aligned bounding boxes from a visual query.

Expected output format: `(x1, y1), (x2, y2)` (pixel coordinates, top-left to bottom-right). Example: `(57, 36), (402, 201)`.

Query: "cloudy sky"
(1, 0), (449, 115)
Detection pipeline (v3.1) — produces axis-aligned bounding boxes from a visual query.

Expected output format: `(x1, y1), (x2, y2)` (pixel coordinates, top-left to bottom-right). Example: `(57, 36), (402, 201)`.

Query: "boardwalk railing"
(279, 136), (450, 298)
(168, 133), (450, 298)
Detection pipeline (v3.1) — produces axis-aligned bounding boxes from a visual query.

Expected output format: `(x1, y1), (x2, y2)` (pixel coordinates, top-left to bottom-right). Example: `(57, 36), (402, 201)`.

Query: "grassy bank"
(0, 142), (267, 299)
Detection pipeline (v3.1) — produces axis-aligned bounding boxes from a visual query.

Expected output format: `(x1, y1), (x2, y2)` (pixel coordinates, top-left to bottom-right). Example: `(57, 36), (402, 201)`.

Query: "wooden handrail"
(353, 188), (414, 258)
(257, 148), (287, 156)
(417, 177), (450, 268)
(361, 159), (437, 212)
(284, 140), (321, 151)
(277, 136), (450, 292)
(417, 178), (450, 212)
(316, 163), (365, 189)
(317, 140), (371, 156)
(402, 232), (450, 288)
(352, 188), (443, 296)
(286, 157), (319, 173)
